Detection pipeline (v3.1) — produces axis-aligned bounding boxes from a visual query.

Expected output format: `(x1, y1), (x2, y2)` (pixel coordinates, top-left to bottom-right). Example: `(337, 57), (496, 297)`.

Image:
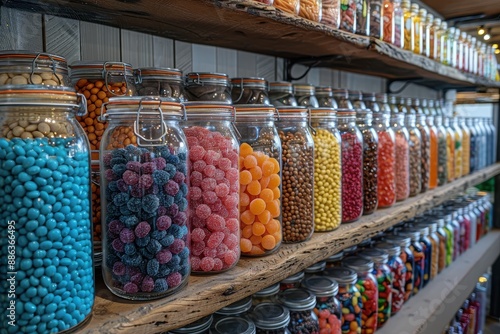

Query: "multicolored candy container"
(385, 235), (414, 302)
(397, 231), (424, 296)
(376, 242), (406, 315)
(277, 289), (320, 334)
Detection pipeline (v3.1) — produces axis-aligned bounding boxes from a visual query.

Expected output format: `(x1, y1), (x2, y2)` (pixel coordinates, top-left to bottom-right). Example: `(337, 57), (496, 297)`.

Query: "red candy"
(340, 132), (363, 222)
(377, 131), (396, 208)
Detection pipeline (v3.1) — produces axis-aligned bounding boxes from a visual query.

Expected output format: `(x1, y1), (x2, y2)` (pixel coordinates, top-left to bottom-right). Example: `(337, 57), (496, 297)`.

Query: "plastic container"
(302, 276), (342, 333)
(389, 102), (410, 201)
(182, 102), (240, 273)
(337, 110), (364, 223)
(276, 107), (315, 243)
(235, 105), (282, 256)
(340, 0), (357, 33)
(0, 85), (94, 332)
(373, 111), (396, 208)
(385, 235), (414, 302)
(293, 84), (319, 108)
(299, 0), (323, 22)
(134, 67), (185, 101)
(253, 283), (281, 306)
(100, 97), (189, 298)
(311, 108), (342, 232)
(376, 242), (405, 315)
(269, 82), (297, 107)
(251, 303), (291, 334)
(280, 271), (305, 291)
(231, 77), (271, 105)
(356, 0), (370, 36)
(184, 72), (231, 104)
(413, 99), (430, 193)
(277, 289), (320, 334)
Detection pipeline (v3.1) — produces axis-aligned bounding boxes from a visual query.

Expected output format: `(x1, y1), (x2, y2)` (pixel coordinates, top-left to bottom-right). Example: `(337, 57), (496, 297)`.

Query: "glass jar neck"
(405, 114), (416, 127)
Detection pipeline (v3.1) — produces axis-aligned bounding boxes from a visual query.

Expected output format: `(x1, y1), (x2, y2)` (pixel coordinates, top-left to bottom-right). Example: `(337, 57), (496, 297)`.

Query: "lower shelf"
(377, 230), (500, 334)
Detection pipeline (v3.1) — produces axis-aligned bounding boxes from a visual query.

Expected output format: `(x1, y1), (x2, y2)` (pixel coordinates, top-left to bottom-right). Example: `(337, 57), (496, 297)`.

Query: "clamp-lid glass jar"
(275, 107), (314, 243)
(310, 108), (342, 232)
(315, 86), (339, 108)
(251, 303), (291, 334)
(0, 50), (70, 87)
(134, 67), (185, 101)
(71, 61), (136, 153)
(277, 288), (320, 334)
(375, 242), (406, 315)
(184, 72), (231, 104)
(0, 85), (94, 333)
(235, 105), (282, 256)
(293, 83), (319, 108)
(182, 102), (240, 273)
(100, 97), (189, 299)
(269, 82), (297, 107)
(231, 77), (271, 105)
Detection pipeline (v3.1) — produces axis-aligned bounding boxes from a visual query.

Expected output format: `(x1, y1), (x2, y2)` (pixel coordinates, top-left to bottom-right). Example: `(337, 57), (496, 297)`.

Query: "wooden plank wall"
(0, 7), (439, 98)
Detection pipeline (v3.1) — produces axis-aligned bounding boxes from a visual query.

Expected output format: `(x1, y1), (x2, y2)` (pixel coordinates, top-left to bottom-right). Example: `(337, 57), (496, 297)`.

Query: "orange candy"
(259, 189), (274, 202)
(244, 155), (257, 169)
(249, 198), (266, 215)
(240, 170), (252, 185)
(240, 142), (253, 157)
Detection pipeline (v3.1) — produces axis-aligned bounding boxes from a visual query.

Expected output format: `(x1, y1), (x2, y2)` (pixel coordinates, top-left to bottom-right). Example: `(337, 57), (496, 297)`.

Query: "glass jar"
(401, 99), (421, 197)
(440, 22), (449, 65)
(385, 235), (414, 302)
(413, 99), (430, 193)
(0, 50), (70, 87)
(375, 242), (405, 316)
(337, 110), (364, 222)
(363, 92), (381, 112)
(412, 226), (432, 287)
(321, 0), (341, 28)
(432, 18), (442, 61)
(358, 249), (393, 327)
(340, 0), (357, 33)
(423, 12), (432, 58)
(305, 261), (327, 278)
(235, 105), (282, 256)
(299, 0), (323, 22)
(392, 0), (404, 47)
(100, 97), (189, 298)
(212, 317), (256, 334)
(466, 118), (477, 173)
(422, 222), (439, 279)
(311, 108), (342, 232)
(277, 289), (320, 334)
(356, 110), (379, 215)
(168, 315), (213, 334)
(448, 27), (457, 68)
(315, 86), (339, 108)
(293, 84), (319, 108)
(370, 0), (383, 39)
(134, 67), (185, 101)
(458, 205), (472, 253)
(452, 117), (463, 179)
(184, 72), (231, 103)
(402, 0), (413, 51)
(253, 283), (281, 306)
(470, 37), (478, 75)
(397, 231), (424, 296)
(343, 256), (379, 333)
(333, 89), (353, 109)
(465, 201), (478, 247)
(487, 119), (496, 164)
(478, 118), (488, 168)
(440, 213), (455, 267)
(251, 303), (291, 334)
(344, 245), (359, 257)
(302, 276), (342, 333)
(215, 296), (253, 321)
(390, 109), (410, 201)
(411, 4), (423, 54)
(482, 118), (493, 166)
(269, 82), (298, 107)
(435, 218), (448, 273)
(444, 116), (455, 182)
(71, 61), (136, 153)
(280, 271), (305, 291)
(276, 107), (314, 243)
(325, 251), (344, 268)
(446, 210), (461, 260)
(231, 77), (271, 105)
(356, 0), (370, 36)
(274, 0), (300, 14)
(423, 100), (438, 189)
(435, 108), (448, 186)
(323, 267), (362, 334)
(457, 30), (465, 71)
(0, 85), (94, 333)
(182, 102), (240, 273)
(474, 118), (486, 170)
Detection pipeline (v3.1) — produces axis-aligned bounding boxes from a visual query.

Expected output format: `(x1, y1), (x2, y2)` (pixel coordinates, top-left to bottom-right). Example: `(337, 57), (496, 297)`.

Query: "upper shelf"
(78, 164), (500, 333)
(3, 0), (500, 90)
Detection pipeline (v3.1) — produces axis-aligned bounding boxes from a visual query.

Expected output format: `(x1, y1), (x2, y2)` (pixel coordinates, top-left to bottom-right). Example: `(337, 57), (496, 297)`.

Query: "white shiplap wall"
(0, 6), (439, 98)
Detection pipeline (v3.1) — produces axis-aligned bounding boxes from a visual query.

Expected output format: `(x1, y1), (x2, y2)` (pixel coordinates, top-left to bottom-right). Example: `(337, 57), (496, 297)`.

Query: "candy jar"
(274, 0), (300, 15)
(325, 251), (345, 269)
(343, 257), (378, 334)
(340, 0), (357, 33)
(315, 86), (339, 108)
(419, 221), (439, 280)
(440, 21), (449, 65)
(460, 118), (470, 176)
(358, 249), (393, 327)
(389, 96), (410, 201)
(277, 289), (320, 334)
(302, 276), (342, 334)
(305, 261), (328, 278)
(412, 4), (423, 54)
(356, 0), (370, 36)
(299, 0), (323, 22)
(321, 0), (341, 29)
(214, 296), (253, 323)
(442, 213), (455, 266)
(337, 110), (364, 223)
(443, 115), (455, 182)
(211, 317), (256, 334)
(400, 98), (421, 197)
(452, 116), (463, 179)
(184, 72), (232, 104)
(422, 11), (432, 57)
(412, 226), (432, 287)
(435, 218), (448, 272)
(134, 67), (185, 101)
(276, 107), (315, 242)
(412, 98), (430, 193)
(269, 82), (298, 107)
(101, 97), (189, 298)
(251, 303), (291, 334)
(435, 104), (448, 186)
(397, 231), (424, 296)
(422, 99), (438, 189)
(293, 84), (319, 108)
(168, 315), (213, 334)
(323, 267), (362, 334)
(310, 108), (342, 232)
(253, 283), (281, 306)
(0, 85), (94, 332)
(402, 0), (413, 51)
(182, 102), (240, 273)
(235, 105), (282, 256)
(385, 235), (414, 302)
(369, 0), (383, 39)
(375, 243), (405, 315)
(431, 18), (442, 61)
(280, 271), (305, 291)
(231, 77), (271, 105)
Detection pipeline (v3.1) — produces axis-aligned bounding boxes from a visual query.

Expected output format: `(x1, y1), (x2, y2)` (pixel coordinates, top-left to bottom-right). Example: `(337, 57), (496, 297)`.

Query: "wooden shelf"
(78, 163), (500, 333)
(378, 229), (500, 334)
(3, 0), (500, 90)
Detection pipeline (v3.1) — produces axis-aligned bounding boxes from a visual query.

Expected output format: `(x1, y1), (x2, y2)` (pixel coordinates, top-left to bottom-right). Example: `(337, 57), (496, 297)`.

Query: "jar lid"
(135, 67), (183, 82)
(70, 61), (134, 79)
(215, 296), (253, 316)
(362, 92), (376, 102)
(412, 225), (430, 237)
(343, 245), (358, 255)
(375, 242), (401, 257)
(315, 86), (333, 95)
(348, 90), (363, 101)
(323, 267), (357, 285)
(375, 93), (388, 103)
(269, 81), (293, 93)
(384, 235), (411, 248)
(397, 230), (421, 242)
(212, 317), (256, 334)
(234, 104), (276, 118)
(358, 238), (372, 248)
(253, 282), (280, 298)
(358, 249), (389, 264)
(304, 261), (326, 274)
(281, 271), (305, 284)
(342, 256), (374, 272)
(168, 315), (213, 334)
(326, 251), (344, 263)
(302, 276), (339, 297)
(310, 107), (337, 117)
(183, 101), (234, 116)
(293, 83), (315, 95)
(231, 77), (268, 89)
(251, 303), (290, 330)
(336, 109), (356, 117)
(103, 96), (183, 117)
(277, 288), (317, 311)
(333, 88), (348, 97)
(275, 106), (308, 118)
(185, 72), (230, 86)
